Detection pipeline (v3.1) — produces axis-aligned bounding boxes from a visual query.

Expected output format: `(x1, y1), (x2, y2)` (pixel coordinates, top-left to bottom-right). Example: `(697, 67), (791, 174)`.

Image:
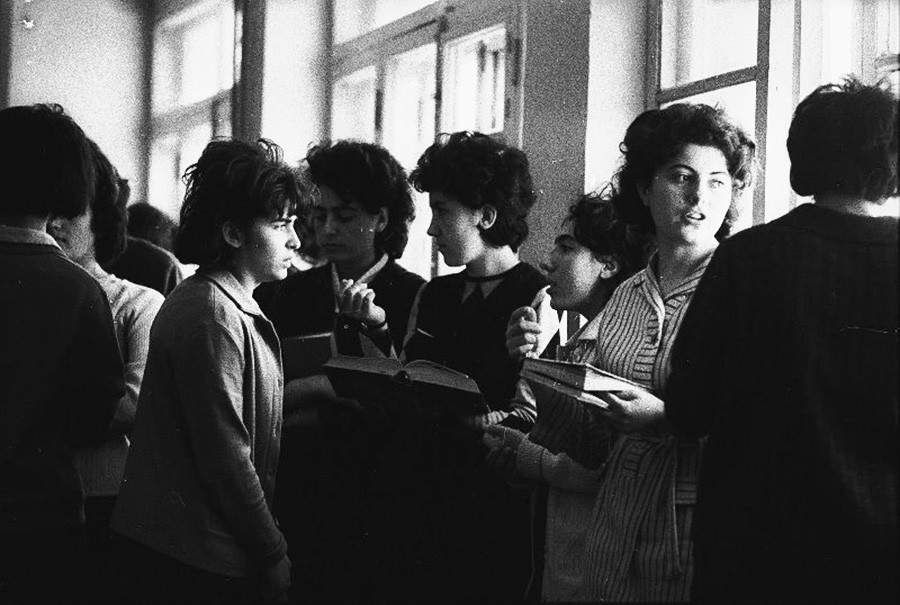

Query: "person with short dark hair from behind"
(663, 77), (898, 604)
(47, 139), (164, 601)
(110, 139), (302, 604)
(0, 103), (125, 603)
(485, 192), (655, 601)
(398, 131), (559, 601)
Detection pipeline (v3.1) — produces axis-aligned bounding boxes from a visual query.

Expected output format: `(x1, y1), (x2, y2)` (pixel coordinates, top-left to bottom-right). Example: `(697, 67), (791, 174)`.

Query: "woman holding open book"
(484, 191), (653, 601)
(526, 103), (756, 601)
(398, 131), (558, 601)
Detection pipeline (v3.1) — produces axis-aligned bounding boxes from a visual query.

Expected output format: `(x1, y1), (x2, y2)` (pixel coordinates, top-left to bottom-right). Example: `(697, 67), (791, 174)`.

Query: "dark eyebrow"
(667, 163), (729, 176)
(554, 234), (577, 245)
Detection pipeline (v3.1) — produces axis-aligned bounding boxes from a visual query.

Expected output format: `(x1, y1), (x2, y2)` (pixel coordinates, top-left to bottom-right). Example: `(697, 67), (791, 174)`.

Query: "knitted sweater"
(665, 203), (899, 604)
(72, 263), (163, 497)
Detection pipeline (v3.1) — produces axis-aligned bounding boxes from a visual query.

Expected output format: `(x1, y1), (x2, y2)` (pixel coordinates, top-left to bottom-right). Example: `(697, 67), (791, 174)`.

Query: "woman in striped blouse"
(528, 103), (756, 601)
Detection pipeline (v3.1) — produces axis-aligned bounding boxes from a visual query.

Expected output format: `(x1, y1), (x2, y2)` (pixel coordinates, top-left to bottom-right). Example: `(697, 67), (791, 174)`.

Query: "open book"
(323, 355), (490, 416)
(521, 358), (647, 393)
(281, 332), (335, 381)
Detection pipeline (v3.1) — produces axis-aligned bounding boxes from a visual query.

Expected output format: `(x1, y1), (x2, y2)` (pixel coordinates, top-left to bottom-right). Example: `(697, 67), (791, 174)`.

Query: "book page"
(402, 360), (480, 394)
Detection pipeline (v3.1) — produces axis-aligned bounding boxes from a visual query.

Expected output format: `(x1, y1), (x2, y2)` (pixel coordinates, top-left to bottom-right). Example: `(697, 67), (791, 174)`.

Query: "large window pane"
(442, 25), (507, 135)
(333, 0), (433, 43)
(661, 0), (758, 88)
(152, 2), (235, 112)
(382, 44), (437, 279)
(331, 66), (378, 142)
(148, 135), (180, 220)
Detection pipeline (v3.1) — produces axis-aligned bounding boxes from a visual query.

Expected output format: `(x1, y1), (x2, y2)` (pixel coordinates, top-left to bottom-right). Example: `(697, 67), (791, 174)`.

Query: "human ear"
(595, 254), (621, 280)
(478, 204), (498, 230)
(637, 181), (652, 207)
(374, 207), (389, 233)
(221, 221), (244, 250)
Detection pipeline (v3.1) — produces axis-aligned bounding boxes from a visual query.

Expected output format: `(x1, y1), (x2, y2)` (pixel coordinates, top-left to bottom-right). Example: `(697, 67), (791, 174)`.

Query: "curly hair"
(0, 103), (95, 219)
(86, 139), (128, 267)
(609, 103), (757, 242)
(568, 191), (655, 289)
(409, 131), (536, 251)
(788, 77), (898, 201)
(304, 140), (415, 259)
(174, 138), (303, 267)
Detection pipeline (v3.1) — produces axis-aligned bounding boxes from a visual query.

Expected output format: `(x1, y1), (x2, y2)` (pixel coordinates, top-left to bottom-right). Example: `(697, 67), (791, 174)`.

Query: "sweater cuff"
(516, 436), (545, 481)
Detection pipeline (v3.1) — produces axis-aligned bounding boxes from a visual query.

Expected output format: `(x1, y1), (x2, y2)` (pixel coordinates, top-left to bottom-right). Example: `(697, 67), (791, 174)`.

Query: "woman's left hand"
(599, 389), (667, 432)
(338, 279), (387, 329)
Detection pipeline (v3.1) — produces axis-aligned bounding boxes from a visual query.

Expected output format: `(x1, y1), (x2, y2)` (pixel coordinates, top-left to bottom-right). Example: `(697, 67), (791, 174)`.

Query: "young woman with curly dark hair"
(110, 138), (301, 604)
(391, 131), (558, 601)
(527, 102), (757, 602)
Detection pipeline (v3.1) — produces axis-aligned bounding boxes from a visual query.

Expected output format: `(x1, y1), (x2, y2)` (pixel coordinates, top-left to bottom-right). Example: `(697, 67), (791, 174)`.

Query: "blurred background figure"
(108, 187), (185, 297)
(125, 201), (178, 251)
(47, 139), (164, 601)
(0, 103), (124, 604)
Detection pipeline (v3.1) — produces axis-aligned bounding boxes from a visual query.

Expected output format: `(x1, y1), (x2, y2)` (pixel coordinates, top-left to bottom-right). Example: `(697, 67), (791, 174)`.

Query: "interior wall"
(519, 0), (648, 269)
(519, 0), (592, 268)
(6, 0), (149, 200)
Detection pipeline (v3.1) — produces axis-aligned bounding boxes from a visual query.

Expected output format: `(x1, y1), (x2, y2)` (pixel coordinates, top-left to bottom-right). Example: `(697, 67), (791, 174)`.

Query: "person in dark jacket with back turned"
(0, 103), (124, 604)
(661, 78), (898, 603)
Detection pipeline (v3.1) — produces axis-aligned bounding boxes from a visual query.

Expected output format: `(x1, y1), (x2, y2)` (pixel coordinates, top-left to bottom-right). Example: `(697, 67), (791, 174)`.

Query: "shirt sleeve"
(665, 243), (733, 440)
(172, 318), (287, 568)
(63, 287), (125, 447)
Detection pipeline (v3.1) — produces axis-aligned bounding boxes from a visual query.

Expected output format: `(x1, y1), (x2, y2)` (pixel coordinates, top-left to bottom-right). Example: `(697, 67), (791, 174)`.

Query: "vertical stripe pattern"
(579, 255), (710, 602)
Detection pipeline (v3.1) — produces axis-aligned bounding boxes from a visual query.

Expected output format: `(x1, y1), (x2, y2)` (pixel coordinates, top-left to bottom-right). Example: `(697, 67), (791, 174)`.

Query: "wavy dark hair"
(86, 139), (128, 267)
(304, 140), (415, 259)
(567, 191), (656, 289)
(0, 103), (95, 219)
(174, 138), (303, 267)
(788, 76), (898, 201)
(609, 103), (757, 242)
(410, 131), (536, 251)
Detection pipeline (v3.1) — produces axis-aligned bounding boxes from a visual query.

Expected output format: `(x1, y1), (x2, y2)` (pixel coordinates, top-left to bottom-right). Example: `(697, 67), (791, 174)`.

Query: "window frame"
(328, 0), (525, 278)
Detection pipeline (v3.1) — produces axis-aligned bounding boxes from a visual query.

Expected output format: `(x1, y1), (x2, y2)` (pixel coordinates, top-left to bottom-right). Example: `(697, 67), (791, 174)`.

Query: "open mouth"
(684, 211), (705, 222)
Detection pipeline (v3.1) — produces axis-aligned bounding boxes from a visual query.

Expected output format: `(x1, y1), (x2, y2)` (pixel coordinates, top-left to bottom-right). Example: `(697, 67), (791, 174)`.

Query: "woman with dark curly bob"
(664, 78), (898, 604)
(256, 139), (424, 359)
(396, 131), (557, 601)
(527, 103), (756, 601)
(111, 139), (301, 604)
(252, 139), (424, 602)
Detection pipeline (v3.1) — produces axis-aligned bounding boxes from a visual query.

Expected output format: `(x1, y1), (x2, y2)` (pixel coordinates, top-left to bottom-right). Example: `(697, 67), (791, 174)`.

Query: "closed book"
(521, 357), (647, 393)
(281, 332), (335, 380)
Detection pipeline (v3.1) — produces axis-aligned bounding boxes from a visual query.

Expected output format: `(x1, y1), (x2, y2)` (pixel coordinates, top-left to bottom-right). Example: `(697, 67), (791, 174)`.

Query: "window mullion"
(753, 0), (771, 225)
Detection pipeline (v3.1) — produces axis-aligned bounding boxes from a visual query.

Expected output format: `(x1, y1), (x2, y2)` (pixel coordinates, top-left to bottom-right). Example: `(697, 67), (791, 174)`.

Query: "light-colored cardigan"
(73, 263), (163, 497)
(516, 313), (605, 602)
